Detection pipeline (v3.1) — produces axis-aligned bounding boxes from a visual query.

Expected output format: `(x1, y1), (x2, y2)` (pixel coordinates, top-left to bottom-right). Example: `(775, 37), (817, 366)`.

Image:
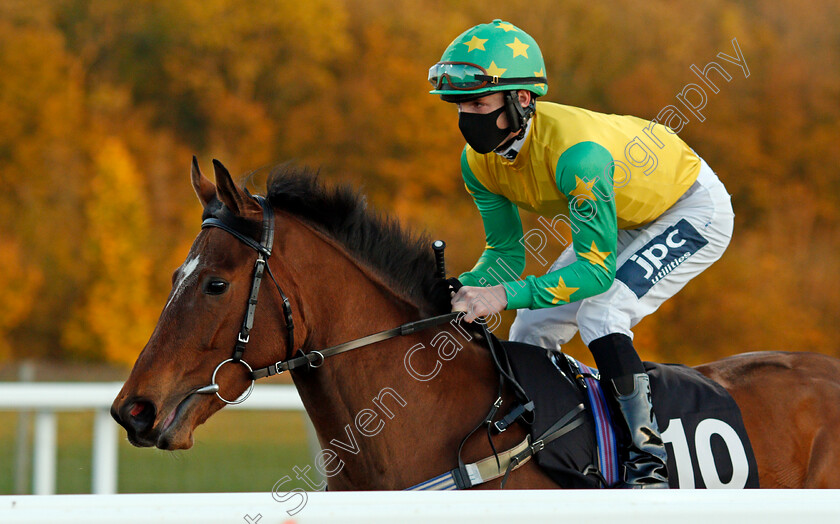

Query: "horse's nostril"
(130, 403), (145, 417)
(124, 399), (156, 435)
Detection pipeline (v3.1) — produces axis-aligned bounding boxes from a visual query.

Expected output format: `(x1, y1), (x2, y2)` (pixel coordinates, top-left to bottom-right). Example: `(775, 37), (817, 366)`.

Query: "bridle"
(197, 195), (459, 404)
(196, 196), (295, 404)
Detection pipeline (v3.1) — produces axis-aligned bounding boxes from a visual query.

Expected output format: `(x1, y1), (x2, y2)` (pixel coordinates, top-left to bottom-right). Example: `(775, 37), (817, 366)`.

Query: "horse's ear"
(191, 156), (216, 209)
(212, 159), (262, 219)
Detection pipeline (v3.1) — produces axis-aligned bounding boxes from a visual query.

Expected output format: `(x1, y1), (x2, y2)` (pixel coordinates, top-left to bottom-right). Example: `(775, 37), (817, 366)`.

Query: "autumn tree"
(62, 140), (159, 363)
(0, 0), (838, 365)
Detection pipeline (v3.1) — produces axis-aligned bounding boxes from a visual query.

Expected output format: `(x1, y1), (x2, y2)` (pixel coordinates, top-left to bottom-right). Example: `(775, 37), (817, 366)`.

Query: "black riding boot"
(611, 373), (669, 488)
(588, 333), (669, 488)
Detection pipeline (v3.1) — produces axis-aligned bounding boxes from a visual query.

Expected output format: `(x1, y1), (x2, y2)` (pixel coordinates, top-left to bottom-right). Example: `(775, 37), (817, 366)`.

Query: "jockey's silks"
(459, 101), (701, 310)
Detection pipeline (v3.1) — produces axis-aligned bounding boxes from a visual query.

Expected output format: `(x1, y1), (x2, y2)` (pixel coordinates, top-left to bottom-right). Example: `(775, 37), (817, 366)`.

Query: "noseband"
(198, 195), (460, 404)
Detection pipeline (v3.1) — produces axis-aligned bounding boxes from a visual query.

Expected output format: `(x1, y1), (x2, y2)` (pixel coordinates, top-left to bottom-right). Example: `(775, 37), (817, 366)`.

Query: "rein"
(251, 312), (462, 378)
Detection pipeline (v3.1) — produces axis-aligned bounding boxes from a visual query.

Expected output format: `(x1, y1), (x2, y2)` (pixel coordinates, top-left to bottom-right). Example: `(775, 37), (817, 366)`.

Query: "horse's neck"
(281, 219), (502, 489)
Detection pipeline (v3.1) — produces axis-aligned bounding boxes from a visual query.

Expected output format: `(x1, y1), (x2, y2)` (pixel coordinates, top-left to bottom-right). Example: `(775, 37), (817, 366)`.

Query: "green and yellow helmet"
(428, 19), (548, 100)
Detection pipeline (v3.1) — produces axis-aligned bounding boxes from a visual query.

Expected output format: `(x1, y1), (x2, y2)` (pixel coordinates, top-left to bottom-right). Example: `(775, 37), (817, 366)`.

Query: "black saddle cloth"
(502, 340), (760, 489)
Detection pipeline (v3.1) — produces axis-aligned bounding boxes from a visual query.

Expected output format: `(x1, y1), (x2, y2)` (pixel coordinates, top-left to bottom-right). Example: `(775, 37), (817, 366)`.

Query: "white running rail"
(1, 490), (840, 524)
(0, 383), (303, 495)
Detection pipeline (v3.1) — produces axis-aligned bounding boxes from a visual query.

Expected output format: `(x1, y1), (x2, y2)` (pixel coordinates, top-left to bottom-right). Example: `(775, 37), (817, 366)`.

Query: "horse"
(112, 158), (840, 489)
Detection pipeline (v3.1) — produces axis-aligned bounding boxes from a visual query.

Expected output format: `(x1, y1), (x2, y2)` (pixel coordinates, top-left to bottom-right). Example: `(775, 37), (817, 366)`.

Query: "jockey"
(429, 20), (734, 488)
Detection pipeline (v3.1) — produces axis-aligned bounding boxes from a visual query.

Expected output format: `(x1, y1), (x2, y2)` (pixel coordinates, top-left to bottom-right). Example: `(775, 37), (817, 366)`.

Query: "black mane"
(265, 165), (445, 314)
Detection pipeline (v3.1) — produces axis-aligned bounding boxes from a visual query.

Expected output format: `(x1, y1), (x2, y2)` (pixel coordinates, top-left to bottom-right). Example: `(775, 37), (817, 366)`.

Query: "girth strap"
(406, 436), (532, 491)
(493, 401), (535, 433)
(406, 402), (587, 491)
(500, 402), (587, 487)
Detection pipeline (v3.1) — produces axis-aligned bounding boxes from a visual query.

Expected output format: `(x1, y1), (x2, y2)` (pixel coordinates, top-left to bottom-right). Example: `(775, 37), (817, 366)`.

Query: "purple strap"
(577, 360), (620, 487)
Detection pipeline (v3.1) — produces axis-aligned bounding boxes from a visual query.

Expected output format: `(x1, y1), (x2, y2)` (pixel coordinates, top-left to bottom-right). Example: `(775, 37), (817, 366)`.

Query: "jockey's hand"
(451, 285), (507, 323)
(428, 277), (461, 313)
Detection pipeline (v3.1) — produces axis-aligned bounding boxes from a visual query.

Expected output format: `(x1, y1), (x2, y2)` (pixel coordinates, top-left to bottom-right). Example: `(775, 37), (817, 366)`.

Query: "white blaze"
(165, 255), (200, 309)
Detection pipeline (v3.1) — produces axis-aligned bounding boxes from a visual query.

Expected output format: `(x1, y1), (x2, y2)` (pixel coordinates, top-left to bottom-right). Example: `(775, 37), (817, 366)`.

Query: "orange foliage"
(62, 140), (159, 363)
(0, 237), (43, 359)
(0, 0), (838, 365)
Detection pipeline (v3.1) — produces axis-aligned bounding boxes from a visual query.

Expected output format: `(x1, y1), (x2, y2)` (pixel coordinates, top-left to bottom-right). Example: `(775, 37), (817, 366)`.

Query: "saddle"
(501, 340), (761, 489)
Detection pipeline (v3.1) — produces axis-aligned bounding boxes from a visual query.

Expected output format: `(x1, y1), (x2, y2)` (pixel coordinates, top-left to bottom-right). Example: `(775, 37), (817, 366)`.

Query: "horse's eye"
(204, 279), (229, 295)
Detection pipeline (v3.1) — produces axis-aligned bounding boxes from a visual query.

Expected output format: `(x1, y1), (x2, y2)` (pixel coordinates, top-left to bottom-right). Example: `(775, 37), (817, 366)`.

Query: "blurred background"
(1, 0), (838, 494)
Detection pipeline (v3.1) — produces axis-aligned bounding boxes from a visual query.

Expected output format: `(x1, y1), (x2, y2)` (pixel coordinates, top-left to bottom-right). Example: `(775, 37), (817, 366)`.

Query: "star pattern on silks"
(463, 35), (488, 52)
(545, 276), (579, 305)
(506, 37), (530, 58)
(496, 22), (517, 32)
(485, 61), (507, 77)
(570, 175), (596, 201)
(579, 241), (612, 272)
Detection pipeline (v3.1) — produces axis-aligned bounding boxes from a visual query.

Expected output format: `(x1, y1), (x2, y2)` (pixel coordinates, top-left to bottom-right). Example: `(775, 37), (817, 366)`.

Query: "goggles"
(428, 61), (547, 91)
(428, 62), (493, 91)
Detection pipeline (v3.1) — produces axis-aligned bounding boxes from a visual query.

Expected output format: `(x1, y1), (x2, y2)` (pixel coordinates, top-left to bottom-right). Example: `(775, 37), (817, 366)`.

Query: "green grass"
(0, 409), (315, 494)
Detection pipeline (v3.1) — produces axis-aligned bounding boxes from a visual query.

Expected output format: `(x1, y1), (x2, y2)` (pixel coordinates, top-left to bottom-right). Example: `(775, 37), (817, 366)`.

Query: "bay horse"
(112, 158), (840, 489)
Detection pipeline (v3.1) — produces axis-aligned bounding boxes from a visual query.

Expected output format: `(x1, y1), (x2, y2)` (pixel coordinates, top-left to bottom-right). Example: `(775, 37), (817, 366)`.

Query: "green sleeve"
(458, 148), (526, 288)
(504, 142), (618, 310)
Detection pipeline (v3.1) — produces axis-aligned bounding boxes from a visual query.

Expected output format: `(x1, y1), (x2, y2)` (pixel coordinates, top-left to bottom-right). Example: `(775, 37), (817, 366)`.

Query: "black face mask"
(458, 106), (511, 154)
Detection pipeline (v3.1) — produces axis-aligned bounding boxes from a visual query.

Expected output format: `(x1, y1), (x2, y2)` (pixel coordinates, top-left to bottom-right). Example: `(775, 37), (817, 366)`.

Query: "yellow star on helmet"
(534, 68), (545, 87)
(570, 175), (597, 201)
(506, 37), (530, 58)
(485, 61), (507, 77)
(463, 35), (488, 52)
(579, 241), (612, 273)
(496, 22), (517, 32)
(545, 276), (579, 305)
(534, 68), (546, 88)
